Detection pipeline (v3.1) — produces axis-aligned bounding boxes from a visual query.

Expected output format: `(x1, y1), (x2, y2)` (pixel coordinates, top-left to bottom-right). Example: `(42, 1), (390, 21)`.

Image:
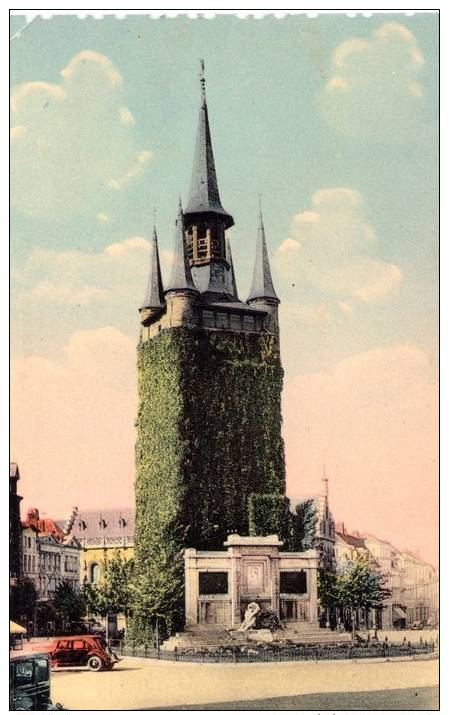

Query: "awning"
(10, 621), (26, 634)
(393, 607), (407, 619)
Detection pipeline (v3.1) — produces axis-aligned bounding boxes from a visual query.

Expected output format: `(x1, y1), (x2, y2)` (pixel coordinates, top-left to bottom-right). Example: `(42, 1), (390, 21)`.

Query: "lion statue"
(237, 602), (261, 632)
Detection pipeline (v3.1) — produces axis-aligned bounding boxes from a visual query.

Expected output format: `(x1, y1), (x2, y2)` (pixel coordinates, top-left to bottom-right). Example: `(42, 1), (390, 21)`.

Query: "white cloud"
(11, 327), (136, 515)
(11, 50), (151, 216)
(320, 22), (426, 135)
(274, 188), (402, 305)
(14, 237), (174, 309)
(108, 150), (152, 190)
(283, 344), (438, 564)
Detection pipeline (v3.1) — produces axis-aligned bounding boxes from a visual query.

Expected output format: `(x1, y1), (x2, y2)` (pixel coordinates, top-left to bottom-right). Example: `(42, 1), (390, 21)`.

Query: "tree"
(288, 499), (318, 551)
(82, 555), (134, 624)
(54, 581), (86, 625)
(318, 568), (338, 611)
(335, 555), (390, 633)
(10, 578), (38, 623)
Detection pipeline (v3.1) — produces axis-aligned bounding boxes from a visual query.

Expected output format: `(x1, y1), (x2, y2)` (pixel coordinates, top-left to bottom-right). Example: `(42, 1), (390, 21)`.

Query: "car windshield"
(15, 661), (34, 687)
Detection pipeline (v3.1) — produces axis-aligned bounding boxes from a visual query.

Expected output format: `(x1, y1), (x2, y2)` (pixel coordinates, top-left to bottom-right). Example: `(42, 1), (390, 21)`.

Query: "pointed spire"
(165, 201), (198, 294)
(184, 60), (234, 228)
(247, 209), (279, 304)
(225, 237), (238, 299)
(322, 465), (329, 501)
(140, 223), (165, 310)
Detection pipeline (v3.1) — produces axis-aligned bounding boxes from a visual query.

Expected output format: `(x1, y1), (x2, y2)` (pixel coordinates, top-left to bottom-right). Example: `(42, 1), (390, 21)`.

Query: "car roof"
(55, 635), (101, 641)
(10, 652), (50, 662)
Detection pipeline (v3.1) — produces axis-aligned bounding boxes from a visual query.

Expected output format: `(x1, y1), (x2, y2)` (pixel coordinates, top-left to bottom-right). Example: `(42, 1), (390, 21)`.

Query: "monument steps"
(161, 626), (352, 651)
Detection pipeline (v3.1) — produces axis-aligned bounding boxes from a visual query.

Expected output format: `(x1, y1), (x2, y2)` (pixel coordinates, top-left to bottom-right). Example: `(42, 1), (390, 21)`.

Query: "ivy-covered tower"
(134, 64), (285, 636)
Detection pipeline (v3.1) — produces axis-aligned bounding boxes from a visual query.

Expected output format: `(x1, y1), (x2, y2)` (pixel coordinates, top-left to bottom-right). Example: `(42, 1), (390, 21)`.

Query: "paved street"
(157, 686), (439, 710)
(51, 655), (439, 711)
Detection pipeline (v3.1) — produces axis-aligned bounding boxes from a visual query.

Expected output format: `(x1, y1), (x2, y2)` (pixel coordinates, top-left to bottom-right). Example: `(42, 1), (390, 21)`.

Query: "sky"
(10, 13), (439, 565)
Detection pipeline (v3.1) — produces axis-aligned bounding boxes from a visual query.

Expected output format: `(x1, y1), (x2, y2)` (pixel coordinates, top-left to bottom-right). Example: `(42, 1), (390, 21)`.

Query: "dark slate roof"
(247, 212), (279, 304)
(225, 237), (238, 300)
(63, 508), (135, 539)
(165, 202), (198, 294)
(140, 227), (165, 310)
(336, 531), (366, 549)
(184, 70), (234, 229)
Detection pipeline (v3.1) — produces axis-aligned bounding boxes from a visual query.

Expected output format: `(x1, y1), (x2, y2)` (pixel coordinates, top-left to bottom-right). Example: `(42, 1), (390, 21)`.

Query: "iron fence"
(116, 639), (435, 664)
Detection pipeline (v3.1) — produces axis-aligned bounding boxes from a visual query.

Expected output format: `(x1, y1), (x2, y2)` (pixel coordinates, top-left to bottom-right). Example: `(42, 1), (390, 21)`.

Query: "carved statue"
(256, 608), (283, 633)
(237, 602), (261, 631)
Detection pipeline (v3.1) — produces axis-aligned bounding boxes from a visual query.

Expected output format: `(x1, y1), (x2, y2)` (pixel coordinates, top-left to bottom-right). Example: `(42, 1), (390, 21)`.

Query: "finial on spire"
(199, 58), (206, 102)
(258, 193), (263, 215)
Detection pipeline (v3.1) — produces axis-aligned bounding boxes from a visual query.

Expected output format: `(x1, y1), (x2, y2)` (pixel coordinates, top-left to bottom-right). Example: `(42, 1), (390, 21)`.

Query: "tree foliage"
(318, 568), (339, 610)
(82, 554), (134, 619)
(288, 499), (318, 551)
(248, 494), (291, 543)
(54, 581), (86, 623)
(335, 556), (391, 612)
(10, 578), (38, 622)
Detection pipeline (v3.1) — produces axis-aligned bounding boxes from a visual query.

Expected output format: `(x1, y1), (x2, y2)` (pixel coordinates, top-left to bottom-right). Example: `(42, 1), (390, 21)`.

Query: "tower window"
(243, 315), (255, 332)
(230, 314), (241, 331)
(216, 312), (228, 329)
(202, 310), (215, 328)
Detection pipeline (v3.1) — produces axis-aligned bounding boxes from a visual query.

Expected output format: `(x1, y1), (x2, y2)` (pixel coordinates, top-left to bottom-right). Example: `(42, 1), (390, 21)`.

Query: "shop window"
(199, 571), (228, 595)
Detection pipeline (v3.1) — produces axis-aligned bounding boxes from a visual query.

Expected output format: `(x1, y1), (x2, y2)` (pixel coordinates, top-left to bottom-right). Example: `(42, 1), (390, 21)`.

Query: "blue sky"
(10, 13), (439, 563)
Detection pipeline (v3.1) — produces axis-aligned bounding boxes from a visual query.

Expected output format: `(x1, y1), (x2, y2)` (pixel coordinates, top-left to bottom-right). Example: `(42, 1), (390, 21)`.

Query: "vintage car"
(10, 652), (63, 710)
(48, 635), (119, 671)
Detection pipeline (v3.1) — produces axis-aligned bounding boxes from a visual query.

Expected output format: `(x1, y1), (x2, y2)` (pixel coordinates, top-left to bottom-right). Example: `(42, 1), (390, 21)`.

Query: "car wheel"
(87, 655), (103, 671)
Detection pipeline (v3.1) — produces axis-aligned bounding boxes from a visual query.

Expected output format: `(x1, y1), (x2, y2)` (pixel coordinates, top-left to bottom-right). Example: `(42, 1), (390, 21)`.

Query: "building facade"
(335, 526), (438, 630)
(20, 507), (82, 633)
(72, 509), (135, 585)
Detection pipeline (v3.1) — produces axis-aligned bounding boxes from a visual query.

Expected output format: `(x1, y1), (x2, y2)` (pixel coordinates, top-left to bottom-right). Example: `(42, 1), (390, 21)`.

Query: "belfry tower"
(134, 64), (285, 634)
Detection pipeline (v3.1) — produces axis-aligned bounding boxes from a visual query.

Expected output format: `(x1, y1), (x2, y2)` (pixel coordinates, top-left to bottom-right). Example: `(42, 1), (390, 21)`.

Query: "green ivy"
(248, 493), (291, 545)
(132, 327), (286, 643)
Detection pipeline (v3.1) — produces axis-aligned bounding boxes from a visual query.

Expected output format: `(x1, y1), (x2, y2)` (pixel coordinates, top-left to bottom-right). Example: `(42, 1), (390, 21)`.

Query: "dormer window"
(99, 518), (107, 530)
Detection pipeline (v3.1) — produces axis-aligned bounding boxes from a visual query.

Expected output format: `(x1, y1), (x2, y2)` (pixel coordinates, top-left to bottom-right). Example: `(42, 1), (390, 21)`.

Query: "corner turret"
(247, 209), (280, 336)
(139, 225), (165, 323)
(165, 201), (199, 328)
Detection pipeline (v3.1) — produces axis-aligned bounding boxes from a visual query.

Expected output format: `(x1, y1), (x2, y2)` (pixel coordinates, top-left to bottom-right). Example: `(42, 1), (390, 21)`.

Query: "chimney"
(352, 530), (360, 538)
(27, 508), (39, 527)
(63, 506), (78, 535)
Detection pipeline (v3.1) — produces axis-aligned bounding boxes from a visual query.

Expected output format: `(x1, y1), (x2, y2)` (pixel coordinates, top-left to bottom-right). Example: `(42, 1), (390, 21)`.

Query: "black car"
(10, 653), (63, 711)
